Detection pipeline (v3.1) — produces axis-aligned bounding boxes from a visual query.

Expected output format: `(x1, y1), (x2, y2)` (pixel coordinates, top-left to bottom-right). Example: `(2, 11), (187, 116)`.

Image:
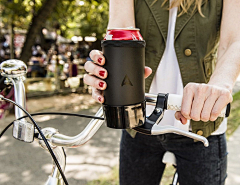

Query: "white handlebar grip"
(167, 94), (226, 118)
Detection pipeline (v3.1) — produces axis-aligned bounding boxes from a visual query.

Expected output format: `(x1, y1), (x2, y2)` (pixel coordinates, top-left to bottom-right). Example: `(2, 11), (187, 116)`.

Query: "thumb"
(175, 111), (188, 125)
(144, 66), (152, 79)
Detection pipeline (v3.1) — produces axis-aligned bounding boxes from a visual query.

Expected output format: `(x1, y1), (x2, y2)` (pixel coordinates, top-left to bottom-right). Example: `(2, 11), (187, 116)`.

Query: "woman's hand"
(175, 83), (233, 124)
(84, 50), (152, 103)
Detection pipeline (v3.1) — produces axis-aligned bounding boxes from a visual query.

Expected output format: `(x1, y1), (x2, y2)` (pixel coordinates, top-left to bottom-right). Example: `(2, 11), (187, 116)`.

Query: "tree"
(48, 0), (109, 40)
(76, 0), (109, 39)
(1, 0), (32, 30)
(1, 0), (32, 58)
(19, 0), (61, 63)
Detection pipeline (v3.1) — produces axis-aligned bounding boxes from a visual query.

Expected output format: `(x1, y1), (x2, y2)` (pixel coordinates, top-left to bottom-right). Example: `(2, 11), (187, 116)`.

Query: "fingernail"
(99, 70), (105, 77)
(180, 118), (183, 123)
(98, 58), (103, 64)
(98, 97), (102, 102)
(99, 82), (104, 88)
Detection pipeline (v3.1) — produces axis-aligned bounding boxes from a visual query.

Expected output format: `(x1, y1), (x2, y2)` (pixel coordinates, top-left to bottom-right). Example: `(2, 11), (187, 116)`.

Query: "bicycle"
(0, 59), (230, 185)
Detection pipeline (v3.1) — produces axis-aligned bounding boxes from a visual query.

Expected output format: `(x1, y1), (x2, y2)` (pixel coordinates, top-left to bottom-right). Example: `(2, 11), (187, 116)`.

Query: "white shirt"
(147, 2), (227, 135)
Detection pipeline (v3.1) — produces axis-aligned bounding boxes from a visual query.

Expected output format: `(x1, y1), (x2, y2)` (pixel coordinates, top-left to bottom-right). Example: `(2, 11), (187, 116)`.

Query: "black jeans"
(120, 130), (227, 185)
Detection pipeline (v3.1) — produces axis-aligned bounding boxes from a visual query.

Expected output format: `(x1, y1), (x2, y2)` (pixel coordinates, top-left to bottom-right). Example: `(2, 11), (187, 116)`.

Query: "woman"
(84, 0), (240, 184)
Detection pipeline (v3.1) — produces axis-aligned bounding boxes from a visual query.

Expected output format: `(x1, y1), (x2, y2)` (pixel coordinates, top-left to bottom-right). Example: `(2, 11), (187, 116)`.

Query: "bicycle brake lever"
(133, 93), (166, 135)
(133, 93), (209, 147)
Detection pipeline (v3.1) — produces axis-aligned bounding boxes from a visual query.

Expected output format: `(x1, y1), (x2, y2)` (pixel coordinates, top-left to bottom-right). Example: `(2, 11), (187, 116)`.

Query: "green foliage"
(77, 0), (109, 39)
(46, 0), (77, 36)
(86, 165), (176, 185)
(47, 0), (109, 39)
(0, 0), (44, 29)
(0, 0), (109, 39)
(226, 91), (240, 138)
(87, 166), (119, 185)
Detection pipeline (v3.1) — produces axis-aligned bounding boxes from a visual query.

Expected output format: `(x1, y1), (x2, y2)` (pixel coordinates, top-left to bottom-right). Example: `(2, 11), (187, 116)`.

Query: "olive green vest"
(130, 0), (224, 138)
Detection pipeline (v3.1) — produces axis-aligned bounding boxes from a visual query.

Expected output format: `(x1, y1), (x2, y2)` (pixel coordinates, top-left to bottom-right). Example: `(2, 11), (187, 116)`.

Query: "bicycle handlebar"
(145, 93), (230, 118)
(50, 91), (230, 148)
(46, 99), (209, 147)
(46, 108), (104, 147)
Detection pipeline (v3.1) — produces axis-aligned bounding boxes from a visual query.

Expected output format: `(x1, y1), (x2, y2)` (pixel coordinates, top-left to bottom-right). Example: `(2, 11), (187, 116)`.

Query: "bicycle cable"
(0, 96), (69, 185)
(0, 112), (104, 138)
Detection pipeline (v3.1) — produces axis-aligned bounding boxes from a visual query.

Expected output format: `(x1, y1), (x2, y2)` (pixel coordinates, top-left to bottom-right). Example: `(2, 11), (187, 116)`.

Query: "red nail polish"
(98, 97), (102, 102)
(99, 71), (105, 77)
(98, 58), (102, 64)
(180, 118), (183, 123)
(99, 82), (104, 88)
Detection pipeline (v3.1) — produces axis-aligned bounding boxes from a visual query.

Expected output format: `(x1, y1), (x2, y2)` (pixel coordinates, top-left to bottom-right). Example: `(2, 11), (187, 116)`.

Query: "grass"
(87, 166), (119, 185)
(226, 90), (240, 137)
(86, 165), (176, 185)
(87, 91), (240, 185)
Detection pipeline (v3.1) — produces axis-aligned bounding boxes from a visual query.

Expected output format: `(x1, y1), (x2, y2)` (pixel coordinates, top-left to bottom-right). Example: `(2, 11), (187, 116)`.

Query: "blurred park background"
(0, 0), (108, 98)
(0, 1), (240, 185)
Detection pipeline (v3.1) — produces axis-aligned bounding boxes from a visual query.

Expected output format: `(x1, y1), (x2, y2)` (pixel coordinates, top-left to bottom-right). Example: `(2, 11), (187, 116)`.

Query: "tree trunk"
(9, 20), (14, 59)
(19, 0), (60, 63)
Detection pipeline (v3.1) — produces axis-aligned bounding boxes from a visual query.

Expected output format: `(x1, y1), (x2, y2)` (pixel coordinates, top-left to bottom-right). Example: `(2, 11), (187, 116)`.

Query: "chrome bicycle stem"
(0, 59), (27, 119)
(0, 59), (35, 143)
(10, 77), (26, 119)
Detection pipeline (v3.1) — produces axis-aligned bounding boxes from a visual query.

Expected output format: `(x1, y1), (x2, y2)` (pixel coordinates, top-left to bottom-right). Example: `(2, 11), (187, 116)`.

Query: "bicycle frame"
(0, 59), (228, 185)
